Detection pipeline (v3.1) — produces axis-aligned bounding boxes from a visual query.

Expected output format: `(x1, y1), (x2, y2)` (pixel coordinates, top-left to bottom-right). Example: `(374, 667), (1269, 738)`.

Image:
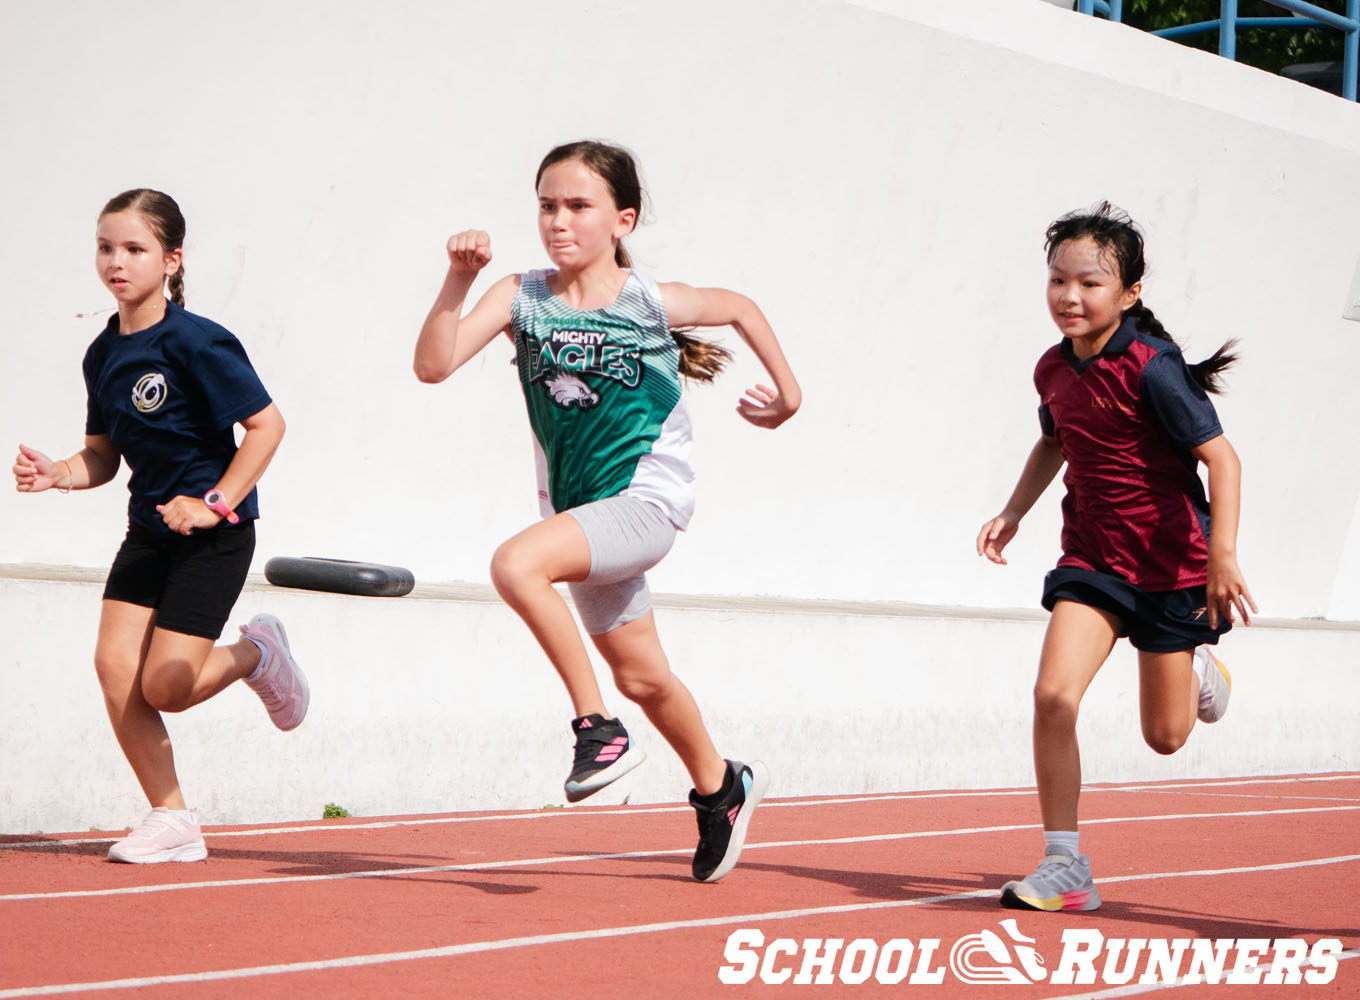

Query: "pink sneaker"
(107, 808), (207, 864)
(241, 613), (310, 731)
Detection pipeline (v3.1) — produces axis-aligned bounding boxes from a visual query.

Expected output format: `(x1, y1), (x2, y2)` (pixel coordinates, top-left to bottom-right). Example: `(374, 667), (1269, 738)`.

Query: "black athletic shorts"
(1041, 565), (1230, 653)
(103, 521), (255, 639)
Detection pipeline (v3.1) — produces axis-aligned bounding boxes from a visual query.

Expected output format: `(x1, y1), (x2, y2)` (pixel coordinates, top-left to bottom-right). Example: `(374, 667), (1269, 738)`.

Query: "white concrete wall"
(3, 0), (1360, 617)
(4, 569), (1357, 833)
(2, 0), (1359, 830)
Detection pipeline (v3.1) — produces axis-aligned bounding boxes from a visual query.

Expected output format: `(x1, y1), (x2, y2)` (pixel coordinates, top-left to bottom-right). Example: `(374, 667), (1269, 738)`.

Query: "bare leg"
(590, 612), (727, 795)
(93, 601), (184, 809)
(490, 513), (607, 718)
(95, 600), (264, 809)
(1032, 600), (1121, 832)
(1137, 648), (1197, 755)
(140, 629), (261, 713)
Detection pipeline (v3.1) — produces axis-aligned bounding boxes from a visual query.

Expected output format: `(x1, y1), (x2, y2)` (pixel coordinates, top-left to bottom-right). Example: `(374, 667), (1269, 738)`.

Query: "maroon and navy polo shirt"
(1034, 315), (1223, 591)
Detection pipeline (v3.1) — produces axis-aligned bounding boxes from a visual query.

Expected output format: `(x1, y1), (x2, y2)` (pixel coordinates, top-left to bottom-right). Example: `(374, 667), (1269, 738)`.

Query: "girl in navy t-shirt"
(13, 189), (309, 864)
(977, 202), (1257, 912)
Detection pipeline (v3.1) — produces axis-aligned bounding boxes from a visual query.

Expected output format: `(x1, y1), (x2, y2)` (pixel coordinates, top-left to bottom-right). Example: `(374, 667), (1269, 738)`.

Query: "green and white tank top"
(510, 269), (694, 529)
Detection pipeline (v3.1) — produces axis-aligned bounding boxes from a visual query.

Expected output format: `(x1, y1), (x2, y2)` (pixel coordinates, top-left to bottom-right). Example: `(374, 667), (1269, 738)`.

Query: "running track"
(2, 774), (1357, 998)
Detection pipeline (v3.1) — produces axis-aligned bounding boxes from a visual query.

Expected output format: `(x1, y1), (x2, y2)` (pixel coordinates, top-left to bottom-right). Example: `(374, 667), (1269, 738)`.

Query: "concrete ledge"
(3, 567), (1357, 835)
(7, 563), (1357, 629)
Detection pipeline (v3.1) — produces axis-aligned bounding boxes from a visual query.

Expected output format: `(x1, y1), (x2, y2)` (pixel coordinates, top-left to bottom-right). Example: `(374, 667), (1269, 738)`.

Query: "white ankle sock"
(1190, 646), (1207, 683)
(245, 636), (268, 679)
(165, 808), (195, 823)
(1044, 830), (1079, 856)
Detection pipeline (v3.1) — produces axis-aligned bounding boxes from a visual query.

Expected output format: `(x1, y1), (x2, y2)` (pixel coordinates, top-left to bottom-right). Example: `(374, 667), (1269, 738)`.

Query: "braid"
(1125, 298), (1237, 395)
(1126, 299), (1167, 340)
(167, 263), (186, 306)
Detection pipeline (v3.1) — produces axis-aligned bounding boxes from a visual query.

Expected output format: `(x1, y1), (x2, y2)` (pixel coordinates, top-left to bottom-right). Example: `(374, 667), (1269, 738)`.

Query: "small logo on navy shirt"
(131, 372), (168, 413)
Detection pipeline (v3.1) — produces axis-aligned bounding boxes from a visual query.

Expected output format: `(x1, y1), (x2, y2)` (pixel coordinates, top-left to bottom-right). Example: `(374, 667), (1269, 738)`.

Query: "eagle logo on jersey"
(131, 372), (168, 414)
(543, 372), (600, 410)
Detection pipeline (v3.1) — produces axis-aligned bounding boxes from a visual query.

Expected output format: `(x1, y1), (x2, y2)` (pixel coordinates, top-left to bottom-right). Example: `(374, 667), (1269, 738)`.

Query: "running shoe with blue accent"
(690, 759), (769, 883)
(1195, 646), (1232, 724)
(564, 714), (645, 802)
(1001, 846), (1102, 911)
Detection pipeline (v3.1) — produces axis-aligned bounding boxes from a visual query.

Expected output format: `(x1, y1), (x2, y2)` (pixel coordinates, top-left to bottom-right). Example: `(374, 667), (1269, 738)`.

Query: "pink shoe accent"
(1061, 889), (1091, 910)
(578, 717), (594, 729)
(727, 805), (741, 825)
(595, 736), (627, 762)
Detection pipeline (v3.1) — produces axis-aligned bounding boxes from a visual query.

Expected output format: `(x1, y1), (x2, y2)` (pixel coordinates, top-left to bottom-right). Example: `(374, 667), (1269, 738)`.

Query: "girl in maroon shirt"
(977, 202), (1256, 912)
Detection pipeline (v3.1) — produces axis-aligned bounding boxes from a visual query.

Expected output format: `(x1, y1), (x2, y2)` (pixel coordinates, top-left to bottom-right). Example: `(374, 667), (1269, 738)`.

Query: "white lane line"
(1047, 948), (1360, 999)
(1127, 790), (1360, 804)
(1, 854), (1355, 999)
(5, 774), (1355, 850)
(3, 805), (1356, 903)
(1101, 774), (1359, 794)
(2, 795), (1037, 849)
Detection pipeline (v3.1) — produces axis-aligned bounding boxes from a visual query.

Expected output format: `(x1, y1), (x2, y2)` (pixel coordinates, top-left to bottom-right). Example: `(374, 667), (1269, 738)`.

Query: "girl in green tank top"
(413, 141), (801, 882)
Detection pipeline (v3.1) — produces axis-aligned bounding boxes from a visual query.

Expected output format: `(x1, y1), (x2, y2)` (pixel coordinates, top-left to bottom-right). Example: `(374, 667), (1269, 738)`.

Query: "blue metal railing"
(1077, 0), (1359, 101)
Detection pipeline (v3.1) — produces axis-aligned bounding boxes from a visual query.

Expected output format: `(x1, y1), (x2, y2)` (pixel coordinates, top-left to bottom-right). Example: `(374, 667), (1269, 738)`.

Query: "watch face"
(206, 491), (224, 506)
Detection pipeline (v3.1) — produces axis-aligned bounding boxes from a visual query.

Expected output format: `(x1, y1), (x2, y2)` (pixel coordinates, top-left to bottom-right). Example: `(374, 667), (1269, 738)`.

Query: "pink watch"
(203, 489), (240, 524)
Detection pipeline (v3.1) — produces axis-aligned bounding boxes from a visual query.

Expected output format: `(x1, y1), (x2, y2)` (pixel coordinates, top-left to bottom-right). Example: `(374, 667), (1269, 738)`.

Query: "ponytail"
(1187, 340), (1239, 396)
(614, 237), (731, 382)
(1126, 299), (1237, 395)
(672, 330), (733, 383)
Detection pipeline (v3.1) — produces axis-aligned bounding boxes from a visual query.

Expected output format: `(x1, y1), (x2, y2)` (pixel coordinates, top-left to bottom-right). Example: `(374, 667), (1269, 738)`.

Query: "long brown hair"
(537, 142), (732, 382)
(100, 188), (187, 306)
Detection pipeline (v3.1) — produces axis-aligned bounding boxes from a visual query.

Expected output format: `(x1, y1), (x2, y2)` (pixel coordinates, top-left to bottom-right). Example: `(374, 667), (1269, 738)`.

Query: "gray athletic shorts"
(565, 495), (678, 635)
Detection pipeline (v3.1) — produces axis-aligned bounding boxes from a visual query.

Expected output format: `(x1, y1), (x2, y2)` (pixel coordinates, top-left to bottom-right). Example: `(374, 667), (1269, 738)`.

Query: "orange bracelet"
(57, 460), (73, 494)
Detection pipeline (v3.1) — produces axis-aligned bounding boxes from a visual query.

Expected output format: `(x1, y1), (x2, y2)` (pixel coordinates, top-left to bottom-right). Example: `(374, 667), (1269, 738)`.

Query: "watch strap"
(203, 489), (240, 525)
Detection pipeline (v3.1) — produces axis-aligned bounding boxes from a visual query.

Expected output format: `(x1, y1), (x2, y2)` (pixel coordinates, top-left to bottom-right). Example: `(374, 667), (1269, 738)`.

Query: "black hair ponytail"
(1047, 202), (1240, 395)
(1125, 299), (1237, 395)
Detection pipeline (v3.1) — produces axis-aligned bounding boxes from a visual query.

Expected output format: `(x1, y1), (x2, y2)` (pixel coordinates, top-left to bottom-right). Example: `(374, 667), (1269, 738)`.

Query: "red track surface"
(3, 774), (1357, 998)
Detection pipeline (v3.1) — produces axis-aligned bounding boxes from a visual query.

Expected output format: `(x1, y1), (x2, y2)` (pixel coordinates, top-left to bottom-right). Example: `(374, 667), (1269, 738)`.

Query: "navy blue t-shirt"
(1034, 315), (1222, 591)
(82, 301), (272, 535)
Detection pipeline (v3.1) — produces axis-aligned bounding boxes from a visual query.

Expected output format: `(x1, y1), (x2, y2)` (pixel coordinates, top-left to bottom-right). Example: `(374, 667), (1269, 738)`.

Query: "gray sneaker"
(1001, 846), (1102, 911)
(1196, 646), (1232, 724)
